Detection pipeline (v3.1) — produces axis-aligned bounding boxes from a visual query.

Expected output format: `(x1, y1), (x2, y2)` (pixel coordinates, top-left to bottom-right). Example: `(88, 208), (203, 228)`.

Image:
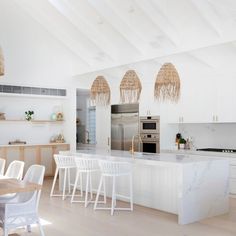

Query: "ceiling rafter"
(100, 0), (163, 46)
(48, 0), (133, 63)
(135, 0), (179, 46)
(190, 0), (222, 37)
(15, 0), (112, 68)
(87, 0), (149, 55)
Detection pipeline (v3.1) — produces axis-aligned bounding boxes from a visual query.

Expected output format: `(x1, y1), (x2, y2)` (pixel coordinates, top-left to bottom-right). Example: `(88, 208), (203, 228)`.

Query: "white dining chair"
(0, 158), (6, 176)
(5, 160), (25, 180)
(94, 160), (133, 215)
(0, 164), (45, 236)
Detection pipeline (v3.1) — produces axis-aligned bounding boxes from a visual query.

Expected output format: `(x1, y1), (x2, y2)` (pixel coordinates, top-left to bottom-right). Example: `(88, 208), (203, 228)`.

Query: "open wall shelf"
(0, 120), (64, 123)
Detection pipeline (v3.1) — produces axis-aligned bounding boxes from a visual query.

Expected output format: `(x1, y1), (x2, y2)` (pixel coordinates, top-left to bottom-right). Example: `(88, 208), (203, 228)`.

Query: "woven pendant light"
(120, 70), (142, 104)
(90, 76), (110, 106)
(0, 47), (4, 76)
(154, 63), (180, 102)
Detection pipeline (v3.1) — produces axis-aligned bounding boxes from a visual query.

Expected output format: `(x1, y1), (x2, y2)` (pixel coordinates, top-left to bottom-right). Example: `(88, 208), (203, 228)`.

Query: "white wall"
(73, 42), (236, 150)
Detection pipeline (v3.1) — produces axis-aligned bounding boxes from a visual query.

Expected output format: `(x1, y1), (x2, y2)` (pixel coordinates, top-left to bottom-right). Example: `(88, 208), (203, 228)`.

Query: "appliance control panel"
(141, 133), (159, 141)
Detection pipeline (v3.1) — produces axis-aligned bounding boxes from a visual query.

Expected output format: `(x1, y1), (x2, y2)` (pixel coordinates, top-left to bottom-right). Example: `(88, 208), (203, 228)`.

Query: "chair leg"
(62, 168), (67, 200)
(27, 224), (31, 232)
(68, 168), (71, 194)
(89, 172), (93, 200)
(85, 173), (90, 207)
(3, 226), (8, 236)
(50, 168), (59, 197)
(80, 172), (83, 197)
(130, 174), (133, 211)
(111, 176), (116, 216)
(37, 219), (45, 236)
(103, 176), (106, 204)
(71, 170), (80, 203)
(94, 176), (103, 210)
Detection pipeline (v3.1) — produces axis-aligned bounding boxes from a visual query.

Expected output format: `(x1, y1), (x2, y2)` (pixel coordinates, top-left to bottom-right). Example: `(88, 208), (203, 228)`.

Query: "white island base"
(74, 150), (229, 225)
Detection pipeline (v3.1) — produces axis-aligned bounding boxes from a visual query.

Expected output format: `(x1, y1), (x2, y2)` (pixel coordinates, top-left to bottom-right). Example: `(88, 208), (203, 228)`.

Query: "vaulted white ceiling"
(1, 0), (236, 82)
(4, 0), (236, 76)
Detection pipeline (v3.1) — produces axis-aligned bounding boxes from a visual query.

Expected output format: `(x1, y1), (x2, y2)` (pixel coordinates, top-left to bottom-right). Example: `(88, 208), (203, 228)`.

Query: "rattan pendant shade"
(154, 63), (180, 102)
(120, 70), (142, 104)
(90, 76), (111, 106)
(0, 47), (4, 76)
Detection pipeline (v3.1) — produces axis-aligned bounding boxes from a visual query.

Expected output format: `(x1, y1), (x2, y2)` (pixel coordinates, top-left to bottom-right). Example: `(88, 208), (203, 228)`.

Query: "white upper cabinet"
(215, 76), (236, 123)
(167, 74), (217, 123)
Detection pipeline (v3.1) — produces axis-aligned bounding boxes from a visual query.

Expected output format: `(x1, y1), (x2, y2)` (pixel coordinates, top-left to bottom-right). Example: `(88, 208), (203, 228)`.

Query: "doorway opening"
(76, 89), (96, 148)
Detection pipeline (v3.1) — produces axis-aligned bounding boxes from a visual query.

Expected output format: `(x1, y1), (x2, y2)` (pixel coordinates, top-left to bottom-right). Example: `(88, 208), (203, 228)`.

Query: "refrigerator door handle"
(118, 124), (125, 150)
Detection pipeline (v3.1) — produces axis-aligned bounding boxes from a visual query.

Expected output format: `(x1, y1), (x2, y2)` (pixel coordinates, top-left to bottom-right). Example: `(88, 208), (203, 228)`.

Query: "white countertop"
(0, 143), (69, 148)
(76, 149), (227, 165)
(163, 149), (236, 158)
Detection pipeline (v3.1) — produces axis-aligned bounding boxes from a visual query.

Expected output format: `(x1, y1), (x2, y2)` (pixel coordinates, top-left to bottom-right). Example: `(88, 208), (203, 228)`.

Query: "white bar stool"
(71, 157), (105, 207)
(94, 160), (133, 215)
(50, 154), (77, 200)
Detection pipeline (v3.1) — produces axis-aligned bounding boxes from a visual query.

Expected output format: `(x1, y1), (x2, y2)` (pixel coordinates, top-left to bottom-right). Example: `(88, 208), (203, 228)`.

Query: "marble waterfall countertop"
(76, 148), (229, 224)
(76, 149), (227, 165)
(163, 149), (236, 158)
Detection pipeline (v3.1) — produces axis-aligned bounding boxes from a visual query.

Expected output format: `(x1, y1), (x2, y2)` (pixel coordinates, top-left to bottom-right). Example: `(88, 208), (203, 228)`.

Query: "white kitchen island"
(75, 149), (229, 225)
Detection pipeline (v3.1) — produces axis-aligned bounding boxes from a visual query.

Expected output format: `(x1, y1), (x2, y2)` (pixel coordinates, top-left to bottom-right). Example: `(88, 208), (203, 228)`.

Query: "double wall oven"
(140, 116), (160, 153)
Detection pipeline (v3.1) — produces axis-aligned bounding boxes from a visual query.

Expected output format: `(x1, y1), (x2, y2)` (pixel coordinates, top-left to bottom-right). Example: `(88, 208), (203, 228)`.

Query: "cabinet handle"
(107, 137), (110, 146)
(216, 115), (218, 122)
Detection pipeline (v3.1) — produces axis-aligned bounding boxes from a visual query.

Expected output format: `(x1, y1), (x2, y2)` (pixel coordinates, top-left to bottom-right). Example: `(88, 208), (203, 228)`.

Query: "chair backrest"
(23, 164), (45, 185)
(5, 160), (24, 180)
(99, 160), (132, 176)
(75, 157), (98, 172)
(54, 154), (76, 168)
(10, 165), (45, 212)
(0, 158), (6, 175)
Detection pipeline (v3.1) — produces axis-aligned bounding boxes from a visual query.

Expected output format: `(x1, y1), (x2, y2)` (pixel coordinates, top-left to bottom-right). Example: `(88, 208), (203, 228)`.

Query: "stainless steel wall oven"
(140, 116), (160, 153)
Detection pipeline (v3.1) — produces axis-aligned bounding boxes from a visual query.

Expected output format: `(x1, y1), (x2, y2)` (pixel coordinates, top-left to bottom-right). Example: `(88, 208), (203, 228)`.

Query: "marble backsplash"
(178, 123), (236, 149)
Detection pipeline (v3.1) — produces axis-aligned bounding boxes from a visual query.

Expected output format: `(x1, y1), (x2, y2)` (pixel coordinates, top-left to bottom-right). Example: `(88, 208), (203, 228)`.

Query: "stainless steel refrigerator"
(111, 104), (139, 151)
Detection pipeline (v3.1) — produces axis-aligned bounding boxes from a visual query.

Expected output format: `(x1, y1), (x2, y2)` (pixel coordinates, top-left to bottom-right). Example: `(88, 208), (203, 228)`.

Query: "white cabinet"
(215, 76), (236, 123)
(167, 75), (217, 123)
(229, 159), (236, 195)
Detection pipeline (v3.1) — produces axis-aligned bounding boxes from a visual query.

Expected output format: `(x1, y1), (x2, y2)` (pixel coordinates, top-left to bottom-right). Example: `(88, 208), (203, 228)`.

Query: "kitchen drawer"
(230, 166), (236, 178)
(230, 179), (236, 194)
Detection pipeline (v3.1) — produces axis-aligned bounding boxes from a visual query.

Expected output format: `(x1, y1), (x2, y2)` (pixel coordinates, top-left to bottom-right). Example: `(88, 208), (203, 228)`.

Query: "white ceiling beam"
(190, 0), (222, 37)
(135, 0), (180, 46)
(87, 0), (149, 55)
(14, 0), (111, 69)
(48, 0), (122, 63)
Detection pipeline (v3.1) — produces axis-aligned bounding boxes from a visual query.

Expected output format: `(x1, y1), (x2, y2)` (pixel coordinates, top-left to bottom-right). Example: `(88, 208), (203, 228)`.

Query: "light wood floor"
(3, 179), (236, 236)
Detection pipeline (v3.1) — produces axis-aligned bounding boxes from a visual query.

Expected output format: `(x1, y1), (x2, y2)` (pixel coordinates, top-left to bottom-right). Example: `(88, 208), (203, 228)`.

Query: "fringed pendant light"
(90, 75), (111, 106)
(154, 63), (180, 102)
(0, 47), (4, 76)
(120, 70), (142, 104)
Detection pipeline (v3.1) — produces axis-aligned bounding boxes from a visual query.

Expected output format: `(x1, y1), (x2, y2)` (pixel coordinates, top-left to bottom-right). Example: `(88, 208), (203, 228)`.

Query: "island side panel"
(178, 159), (229, 225)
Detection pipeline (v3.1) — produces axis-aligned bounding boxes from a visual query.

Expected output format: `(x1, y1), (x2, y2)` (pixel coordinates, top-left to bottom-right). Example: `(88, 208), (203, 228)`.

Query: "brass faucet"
(130, 134), (142, 154)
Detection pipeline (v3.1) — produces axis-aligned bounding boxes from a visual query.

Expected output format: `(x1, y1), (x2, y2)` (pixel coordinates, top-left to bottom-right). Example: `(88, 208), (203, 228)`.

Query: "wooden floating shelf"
(0, 120), (64, 123)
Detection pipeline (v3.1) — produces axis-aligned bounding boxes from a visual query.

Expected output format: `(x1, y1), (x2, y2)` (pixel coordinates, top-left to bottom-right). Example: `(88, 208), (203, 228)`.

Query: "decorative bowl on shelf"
(56, 112), (63, 121)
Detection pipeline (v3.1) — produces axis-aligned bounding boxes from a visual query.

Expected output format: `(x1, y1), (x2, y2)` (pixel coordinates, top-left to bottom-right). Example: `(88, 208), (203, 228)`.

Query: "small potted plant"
(25, 110), (34, 121)
(179, 138), (186, 149)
